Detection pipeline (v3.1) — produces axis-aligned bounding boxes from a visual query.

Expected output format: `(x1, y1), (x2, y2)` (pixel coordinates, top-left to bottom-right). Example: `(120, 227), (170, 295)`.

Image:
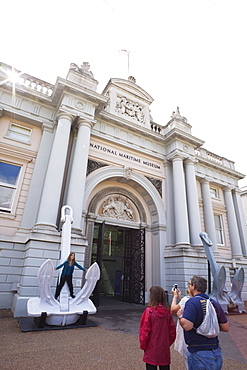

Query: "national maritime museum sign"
(89, 141), (161, 170)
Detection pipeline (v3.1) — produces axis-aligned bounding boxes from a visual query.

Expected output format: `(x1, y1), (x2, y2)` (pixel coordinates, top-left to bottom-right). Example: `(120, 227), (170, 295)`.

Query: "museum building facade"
(0, 62), (246, 317)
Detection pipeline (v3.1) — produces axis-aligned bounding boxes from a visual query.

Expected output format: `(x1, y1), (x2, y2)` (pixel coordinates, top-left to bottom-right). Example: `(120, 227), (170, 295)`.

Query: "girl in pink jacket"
(139, 286), (176, 370)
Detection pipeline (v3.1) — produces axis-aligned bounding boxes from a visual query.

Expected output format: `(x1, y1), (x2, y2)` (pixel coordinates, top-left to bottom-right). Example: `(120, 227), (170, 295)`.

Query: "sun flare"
(0, 65), (23, 86)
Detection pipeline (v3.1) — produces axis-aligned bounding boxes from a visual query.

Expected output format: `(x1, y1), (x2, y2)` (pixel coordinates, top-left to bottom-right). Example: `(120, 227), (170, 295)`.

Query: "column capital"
(77, 117), (96, 130)
(184, 157), (198, 166)
(163, 159), (172, 167)
(233, 187), (242, 195)
(223, 186), (234, 192)
(200, 177), (210, 185)
(41, 122), (54, 134)
(56, 111), (74, 122)
(171, 154), (184, 163)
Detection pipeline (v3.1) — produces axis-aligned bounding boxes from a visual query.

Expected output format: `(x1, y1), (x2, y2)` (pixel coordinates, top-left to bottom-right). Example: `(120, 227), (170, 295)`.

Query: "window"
(7, 123), (31, 144)
(214, 214), (224, 244)
(210, 187), (219, 198)
(0, 162), (21, 212)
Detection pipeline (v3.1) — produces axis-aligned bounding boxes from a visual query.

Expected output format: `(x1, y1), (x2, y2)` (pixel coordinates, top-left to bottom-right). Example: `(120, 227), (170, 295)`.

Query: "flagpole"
(119, 49), (130, 77)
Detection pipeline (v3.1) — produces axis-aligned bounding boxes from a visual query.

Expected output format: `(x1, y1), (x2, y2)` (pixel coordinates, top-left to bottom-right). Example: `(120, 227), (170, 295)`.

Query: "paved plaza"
(0, 300), (247, 370)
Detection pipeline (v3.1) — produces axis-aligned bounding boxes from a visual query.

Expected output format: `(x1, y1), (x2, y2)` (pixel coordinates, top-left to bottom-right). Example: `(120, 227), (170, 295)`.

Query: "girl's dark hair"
(67, 252), (75, 262)
(148, 286), (168, 308)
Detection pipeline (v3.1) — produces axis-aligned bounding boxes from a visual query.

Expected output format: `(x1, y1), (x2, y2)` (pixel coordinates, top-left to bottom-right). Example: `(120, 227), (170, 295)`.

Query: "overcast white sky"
(2, 0), (247, 187)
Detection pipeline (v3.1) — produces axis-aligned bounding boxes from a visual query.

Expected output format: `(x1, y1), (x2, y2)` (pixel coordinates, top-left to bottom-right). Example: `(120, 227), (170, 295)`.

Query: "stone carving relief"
(171, 106), (188, 123)
(89, 187), (146, 223)
(124, 166), (133, 180)
(75, 100), (85, 110)
(115, 96), (144, 123)
(87, 160), (108, 176)
(145, 177), (162, 197)
(99, 195), (137, 221)
(69, 62), (94, 79)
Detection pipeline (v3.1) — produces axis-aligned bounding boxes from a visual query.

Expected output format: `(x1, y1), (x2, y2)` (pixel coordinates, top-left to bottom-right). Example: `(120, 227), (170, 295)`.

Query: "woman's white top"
(174, 296), (190, 359)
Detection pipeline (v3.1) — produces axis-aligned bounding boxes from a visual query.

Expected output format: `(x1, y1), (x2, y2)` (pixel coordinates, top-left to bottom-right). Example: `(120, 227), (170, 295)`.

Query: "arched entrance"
(91, 223), (145, 306)
(84, 166), (166, 306)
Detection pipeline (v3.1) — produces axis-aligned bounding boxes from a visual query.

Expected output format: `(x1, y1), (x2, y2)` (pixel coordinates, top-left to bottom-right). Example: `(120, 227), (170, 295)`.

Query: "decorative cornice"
(163, 127), (204, 149)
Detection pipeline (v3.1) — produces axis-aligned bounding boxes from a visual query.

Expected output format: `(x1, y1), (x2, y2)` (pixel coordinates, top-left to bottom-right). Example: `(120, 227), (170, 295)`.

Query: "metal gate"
(91, 223), (145, 306)
(91, 221), (105, 307)
(122, 227), (145, 304)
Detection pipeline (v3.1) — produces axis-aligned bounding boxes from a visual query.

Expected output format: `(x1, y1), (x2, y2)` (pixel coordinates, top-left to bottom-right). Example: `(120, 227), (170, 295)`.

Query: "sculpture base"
(46, 313), (80, 326)
(18, 316), (98, 332)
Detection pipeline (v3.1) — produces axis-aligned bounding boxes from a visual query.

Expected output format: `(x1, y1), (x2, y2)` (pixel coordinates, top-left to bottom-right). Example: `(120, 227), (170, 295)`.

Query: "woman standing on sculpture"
(54, 252), (87, 299)
(139, 286), (176, 370)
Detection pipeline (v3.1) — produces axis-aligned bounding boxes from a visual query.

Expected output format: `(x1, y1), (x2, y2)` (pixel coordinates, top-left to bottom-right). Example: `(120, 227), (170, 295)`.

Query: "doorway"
(91, 223), (145, 306)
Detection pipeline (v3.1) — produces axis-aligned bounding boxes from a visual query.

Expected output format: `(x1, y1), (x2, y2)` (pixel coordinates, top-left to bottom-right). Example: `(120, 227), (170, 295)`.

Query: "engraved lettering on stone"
(115, 96), (144, 123)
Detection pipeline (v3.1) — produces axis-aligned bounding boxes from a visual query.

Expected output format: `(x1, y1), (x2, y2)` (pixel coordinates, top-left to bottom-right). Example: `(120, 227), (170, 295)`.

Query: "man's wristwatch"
(178, 315), (183, 319)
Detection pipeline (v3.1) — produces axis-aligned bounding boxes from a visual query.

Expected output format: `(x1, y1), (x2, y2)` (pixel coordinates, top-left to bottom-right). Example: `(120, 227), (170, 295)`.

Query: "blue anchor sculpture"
(199, 232), (246, 314)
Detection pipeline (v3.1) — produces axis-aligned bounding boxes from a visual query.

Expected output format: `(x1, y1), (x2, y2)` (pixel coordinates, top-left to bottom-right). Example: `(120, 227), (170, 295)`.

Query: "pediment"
(102, 78), (153, 104)
(102, 77), (153, 126)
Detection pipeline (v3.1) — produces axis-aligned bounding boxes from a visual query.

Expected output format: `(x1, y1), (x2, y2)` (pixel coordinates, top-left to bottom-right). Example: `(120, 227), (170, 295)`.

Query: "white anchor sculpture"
(27, 205), (100, 326)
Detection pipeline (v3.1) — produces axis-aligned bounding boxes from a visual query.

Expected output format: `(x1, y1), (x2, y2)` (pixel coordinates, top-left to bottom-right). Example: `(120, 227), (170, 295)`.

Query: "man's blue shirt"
(182, 293), (227, 352)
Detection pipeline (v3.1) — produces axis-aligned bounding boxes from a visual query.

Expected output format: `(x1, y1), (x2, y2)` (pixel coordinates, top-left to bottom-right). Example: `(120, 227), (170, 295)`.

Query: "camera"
(173, 284), (178, 291)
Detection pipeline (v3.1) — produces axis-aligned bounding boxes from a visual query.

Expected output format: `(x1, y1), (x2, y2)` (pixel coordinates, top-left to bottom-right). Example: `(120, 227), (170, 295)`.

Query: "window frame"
(0, 160), (23, 214)
(214, 213), (224, 245)
(210, 187), (219, 199)
(6, 122), (32, 144)
(0, 160), (24, 214)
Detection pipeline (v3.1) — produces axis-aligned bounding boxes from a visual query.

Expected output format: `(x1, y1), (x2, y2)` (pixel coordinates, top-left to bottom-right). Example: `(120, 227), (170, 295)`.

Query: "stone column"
(66, 118), (95, 232)
(21, 122), (54, 229)
(172, 156), (190, 246)
(36, 112), (73, 228)
(184, 159), (202, 245)
(164, 160), (175, 246)
(224, 187), (243, 258)
(201, 179), (218, 252)
(232, 189), (247, 256)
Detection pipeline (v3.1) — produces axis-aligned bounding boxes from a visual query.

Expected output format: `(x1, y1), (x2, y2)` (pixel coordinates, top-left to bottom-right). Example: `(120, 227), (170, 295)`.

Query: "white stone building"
(0, 62), (246, 317)
(240, 187), (247, 225)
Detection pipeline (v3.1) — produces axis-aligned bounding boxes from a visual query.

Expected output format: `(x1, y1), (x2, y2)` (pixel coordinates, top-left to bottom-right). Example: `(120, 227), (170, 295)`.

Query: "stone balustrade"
(195, 148), (235, 169)
(19, 74), (53, 96)
(150, 122), (163, 134)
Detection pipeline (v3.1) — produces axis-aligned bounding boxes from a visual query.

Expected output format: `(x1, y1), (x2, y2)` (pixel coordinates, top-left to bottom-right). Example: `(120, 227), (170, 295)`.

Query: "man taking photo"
(177, 275), (229, 370)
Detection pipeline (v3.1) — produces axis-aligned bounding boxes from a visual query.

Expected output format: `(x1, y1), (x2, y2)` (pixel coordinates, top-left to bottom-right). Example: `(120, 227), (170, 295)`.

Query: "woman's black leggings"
(55, 275), (74, 298)
(146, 363), (170, 370)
